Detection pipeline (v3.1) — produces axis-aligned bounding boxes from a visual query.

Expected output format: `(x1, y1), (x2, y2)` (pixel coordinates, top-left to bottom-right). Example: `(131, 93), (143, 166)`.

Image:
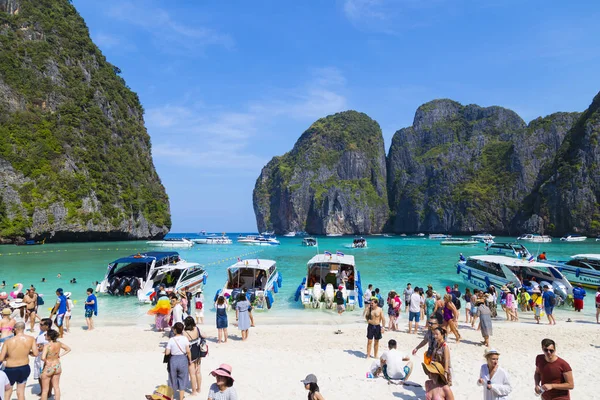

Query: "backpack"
(549, 293), (556, 306)
(335, 291), (344, 305)
(452, 296), (461, 310)
(37, 295), (44, 306)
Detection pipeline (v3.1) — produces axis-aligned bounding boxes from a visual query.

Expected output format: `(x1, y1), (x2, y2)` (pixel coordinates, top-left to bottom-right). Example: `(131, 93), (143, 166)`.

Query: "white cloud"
(93, 33), (121, 49)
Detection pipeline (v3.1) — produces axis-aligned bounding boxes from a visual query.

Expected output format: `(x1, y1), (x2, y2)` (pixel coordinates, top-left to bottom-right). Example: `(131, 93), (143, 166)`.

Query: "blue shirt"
(56, 295), (68, 314)
(542, 291), (555, 307)
(572, 287), (586, 300)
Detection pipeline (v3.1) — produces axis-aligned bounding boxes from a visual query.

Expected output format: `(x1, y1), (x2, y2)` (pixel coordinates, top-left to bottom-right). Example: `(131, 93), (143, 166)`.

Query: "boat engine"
(312, 283), (322, 308)
(324, 284), (334, 309)
(108, 277), (120, 295)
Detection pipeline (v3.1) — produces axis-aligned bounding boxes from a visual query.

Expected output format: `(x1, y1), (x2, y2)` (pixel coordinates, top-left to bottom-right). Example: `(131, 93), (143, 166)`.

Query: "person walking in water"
(365, 299), (385, 359)
(0, 322), (39, 400)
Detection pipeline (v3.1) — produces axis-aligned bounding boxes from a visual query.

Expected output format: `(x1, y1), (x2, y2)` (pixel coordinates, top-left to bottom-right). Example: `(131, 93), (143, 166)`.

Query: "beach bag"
(37, 295), (44, 306)
(549, 294), (556, 306)
(199, 337), (208, 358)
(452, 296), (461, 310)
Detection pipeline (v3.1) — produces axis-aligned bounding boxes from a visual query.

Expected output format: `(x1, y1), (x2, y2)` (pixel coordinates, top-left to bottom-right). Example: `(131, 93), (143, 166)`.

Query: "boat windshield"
(568, 259), (600, 271)
(227, 267), (271, 290)
(465, 259), (507, 278)
(109, 253), (180, 279)
(307, 262), (355, 289)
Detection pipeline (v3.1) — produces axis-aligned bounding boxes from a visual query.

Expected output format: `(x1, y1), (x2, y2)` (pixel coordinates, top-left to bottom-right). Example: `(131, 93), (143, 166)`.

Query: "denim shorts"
(409, 311), (420, 322)
(545, 306), (554, 315)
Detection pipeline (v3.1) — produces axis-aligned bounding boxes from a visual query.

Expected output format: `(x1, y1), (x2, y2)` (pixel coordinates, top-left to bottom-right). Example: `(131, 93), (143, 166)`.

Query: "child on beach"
(215, 296), (228, 343)
(194, 290), (204, 324)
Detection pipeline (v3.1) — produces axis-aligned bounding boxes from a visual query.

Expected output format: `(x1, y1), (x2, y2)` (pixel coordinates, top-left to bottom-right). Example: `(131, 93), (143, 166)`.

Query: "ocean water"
(0, 234), (598, 325)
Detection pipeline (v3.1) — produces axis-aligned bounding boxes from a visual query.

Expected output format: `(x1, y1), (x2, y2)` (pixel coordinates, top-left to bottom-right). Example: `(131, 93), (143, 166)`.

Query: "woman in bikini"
(0, 308), (16, 344)
(442, 294), (461, 343)
(40, 329), (71, 400)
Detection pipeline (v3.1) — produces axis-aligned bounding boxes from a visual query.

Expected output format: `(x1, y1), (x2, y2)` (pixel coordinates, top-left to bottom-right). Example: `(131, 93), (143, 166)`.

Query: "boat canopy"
(111, 252), (179, 265)
(571, 254), (600, 261)
(308, 254), (355, 267)
(470, 255), (551, 268)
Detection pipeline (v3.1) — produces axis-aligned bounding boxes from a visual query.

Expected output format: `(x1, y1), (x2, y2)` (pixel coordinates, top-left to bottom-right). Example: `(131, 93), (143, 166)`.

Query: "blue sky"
(73, 0), (600, 233)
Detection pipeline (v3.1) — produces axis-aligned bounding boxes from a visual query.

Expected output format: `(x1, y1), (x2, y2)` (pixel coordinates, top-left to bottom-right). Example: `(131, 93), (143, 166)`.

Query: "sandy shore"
(8, 311), (599, 399)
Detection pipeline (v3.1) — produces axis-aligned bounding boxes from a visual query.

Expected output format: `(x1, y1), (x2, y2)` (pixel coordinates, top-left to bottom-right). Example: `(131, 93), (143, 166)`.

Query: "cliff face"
(253, 111), (388, 235)
(519, 92), (600, 235)
(386, 99), (579, 234)
(0, 0), (170, 242)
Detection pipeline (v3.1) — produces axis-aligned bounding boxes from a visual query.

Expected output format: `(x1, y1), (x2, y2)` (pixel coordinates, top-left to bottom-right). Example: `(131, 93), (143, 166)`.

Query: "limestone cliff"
(253, 111), (388, 235)
(0, 0), (170, 242)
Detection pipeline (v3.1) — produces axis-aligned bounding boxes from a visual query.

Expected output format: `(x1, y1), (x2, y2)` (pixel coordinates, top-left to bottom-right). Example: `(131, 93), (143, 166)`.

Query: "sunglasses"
(543, 348), (555, 354)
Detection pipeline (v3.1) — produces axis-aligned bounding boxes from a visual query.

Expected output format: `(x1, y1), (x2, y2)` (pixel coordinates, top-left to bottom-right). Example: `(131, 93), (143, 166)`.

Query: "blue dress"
(236, 300), (251, 331)
(216, 304), (228, 329)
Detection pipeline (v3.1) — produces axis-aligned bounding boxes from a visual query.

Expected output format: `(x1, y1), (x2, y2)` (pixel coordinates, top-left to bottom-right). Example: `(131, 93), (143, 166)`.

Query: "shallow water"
(0, 234), (597, 325)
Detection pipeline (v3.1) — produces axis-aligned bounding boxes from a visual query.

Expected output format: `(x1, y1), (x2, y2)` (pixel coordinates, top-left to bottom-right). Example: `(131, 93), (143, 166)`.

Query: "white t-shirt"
(409, 292), (422, 313)
(172, 304), (184, 325)
(65, 299), (74, 316)
(381, 348), (407, 379)
(0, 370), (9, 400)
(166, 336), (190, 356)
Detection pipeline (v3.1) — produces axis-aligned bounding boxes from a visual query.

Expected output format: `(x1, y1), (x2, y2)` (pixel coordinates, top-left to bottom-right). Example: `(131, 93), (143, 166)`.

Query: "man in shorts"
(23, 288), (38, 332)
(542, 286), (556, 325)
(0, 322), (38, 400)
(403, 283), (413, 313)
(50, 288), (69, 338)
(370, 339), (413, 382)
(335, 285), (345, 315)
(35, 318), (52, 397)
(408, 287), (423, 334)
(365, 299), (385, 359)
(85, 287), (98, 331)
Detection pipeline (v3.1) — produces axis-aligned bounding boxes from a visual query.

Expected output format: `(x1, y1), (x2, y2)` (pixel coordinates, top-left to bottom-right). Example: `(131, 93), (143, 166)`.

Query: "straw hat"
(0, 292), (7, 300)
(145, 385), (174, 400)
(422, 362), (447, 384)
(1, 308), (11, 315)
(484, 349), (501, 358)
(532, 288), (541, 294)
(211, 364), (234, 386)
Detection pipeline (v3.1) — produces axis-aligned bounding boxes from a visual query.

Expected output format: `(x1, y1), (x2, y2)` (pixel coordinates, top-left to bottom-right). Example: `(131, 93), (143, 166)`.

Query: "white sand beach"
(14, 311), (596, 399)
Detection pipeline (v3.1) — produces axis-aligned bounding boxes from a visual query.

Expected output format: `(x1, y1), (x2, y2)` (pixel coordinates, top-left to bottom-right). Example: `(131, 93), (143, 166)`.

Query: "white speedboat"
(302, 237), (318, 247)
(295, 252), (363, 310)
(547, 254), (600, 289)
(596, 237), (600, 242)
(456, 255), (572, 300)
(146, 238), (193, 248)
(471, 233), (495, 242)
(261, 230), (274, 236)
(486, 242), (532, 259)
(237, 235), (280, 246)
(560, 234), (587, 242)
(517, 234), (552, 243)
(416, 233), (425, 237)
(283, 231), (297, 237)
(98, 252), (208, 303)
(213, 259), (281, 311)
(441, 238), (478, 246)
(193, 235), (232, 245)
(326, 233), (343, 237)
(351, 237), (367, 248)
(429, 234), (451, 240)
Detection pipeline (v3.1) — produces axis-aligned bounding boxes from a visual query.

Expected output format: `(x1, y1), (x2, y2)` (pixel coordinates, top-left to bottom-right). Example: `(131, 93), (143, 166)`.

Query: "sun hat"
(1, 308), (11, 315)
(145, 385), (174, 400)
(301, 373), (318, 385)
(484, 349), (500, 357)
(445, 286), (451, 293)
(422, 362), (447, 384)
(338, 285), (343, 290)
(10, 301), (26, 309)
(211, 364), (234, 385)
(0, 292), (7, 300)
(64, 292), (72, 299)
(532, 287), (541, 294)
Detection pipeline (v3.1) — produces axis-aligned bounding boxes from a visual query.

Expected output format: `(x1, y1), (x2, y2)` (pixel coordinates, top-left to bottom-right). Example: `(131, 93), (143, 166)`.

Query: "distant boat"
(429, 234), (451, 240)
(193, 235), (232, 245)
(517, 234), (552, 243)
(283, 231), (296, 237)
(16, 238), (45, 246)
(471, 233), (495, 242)
(261, 230), (274, 236)
(146, 238), (194, 248)
(351, 237), (368, 248)
(326, 233), (343, 237)
(237, 235), (280, 246)
(441, 238), (478, 246)
(416, 233), (425, 237)
(302, 237), (318, 247)
(560, 234), (587, 242)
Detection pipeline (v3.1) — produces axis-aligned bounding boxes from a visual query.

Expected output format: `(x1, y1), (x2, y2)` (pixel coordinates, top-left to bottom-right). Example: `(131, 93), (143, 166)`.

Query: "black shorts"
(367, 324), (382, 340)
(4, 365), (31, 385)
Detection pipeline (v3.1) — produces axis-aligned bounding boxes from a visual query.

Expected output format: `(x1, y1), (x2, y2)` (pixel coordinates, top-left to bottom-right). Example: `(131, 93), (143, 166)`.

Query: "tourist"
(365, 299), (385, 359)
(423, 362), (454, 399)
(23, 288), (38, 332)
(64, 292), (74, 332)
(49, 288), (69, 338)
(84, 288), (98, 331)
(531, 288), (543, 324)
(408, 287), (423, 334)
(538, 252), (547, 261)
(40, 329), (71, 400)
(487, 286), (498, 318)
(215, 295), (228, 343)
(387, 291), (400, 331)
(470, 289), (480, 328)
(572, 284), (585, 312)
(596, 286), (600, 324)
(419, 287), (426, 321)
(433, 293), (445, 321)
(442, 294), (460, 343)
(534, 338), (574, 398)
(403, 283), (413, 313)
(208, 364), (238, 400)
(450, 284), (461, 305)
(183, 316), (203, 396)
(369, 339), (413, 382)
(518, 288), (531, 312)
(148, 289), (170, 332)
(241, 289), (255, 327)
(477, 349), (512, 399)
(542, 286), (556, 325)
(301, 373), (325, 400)
(57, 274), (61, 279)
(432, 327), (452, 385)
(363, 284), (373, 317)
(374, 288), (384, 307)
(1, 281), (4, 288)
(194, 290), (204, 324)
(178, 290), (189, 316)
(171, 296), (184, 328)
(165, 322), (191, 400)
(35, 318), (52, 398)
(463, 288), (473, 323)
(41, 278), (46, 283)
(475, 298), (493, 347)
(425, 289), (436, 321)
(145, 385), (174, 400)
(235, 293), (252, 341)
(0, 322), (39, 400)
(335, 285), (346, 317)
(459, 253), (466, 262)
(0, 307), (16, 343)
(412, 315), (441, 364)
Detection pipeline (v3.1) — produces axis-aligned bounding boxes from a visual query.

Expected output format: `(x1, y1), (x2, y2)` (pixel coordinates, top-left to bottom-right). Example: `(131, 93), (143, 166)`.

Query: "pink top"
(505, 293), (513, 308)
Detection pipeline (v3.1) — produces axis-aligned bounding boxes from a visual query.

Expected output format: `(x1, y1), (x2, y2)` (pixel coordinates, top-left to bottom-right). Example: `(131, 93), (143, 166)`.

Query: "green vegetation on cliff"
(0, 0), (170, 239)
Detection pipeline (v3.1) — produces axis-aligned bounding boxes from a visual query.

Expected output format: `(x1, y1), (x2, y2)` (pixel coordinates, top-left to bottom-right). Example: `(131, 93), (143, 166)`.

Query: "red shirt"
(535, 354), (572, 400)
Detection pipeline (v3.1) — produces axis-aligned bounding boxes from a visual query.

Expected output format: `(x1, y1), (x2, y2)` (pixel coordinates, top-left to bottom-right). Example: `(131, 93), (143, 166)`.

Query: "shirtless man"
(24, 288), (38, 332)
(0, 322), (38, 400)
(366, 299), (386, 359)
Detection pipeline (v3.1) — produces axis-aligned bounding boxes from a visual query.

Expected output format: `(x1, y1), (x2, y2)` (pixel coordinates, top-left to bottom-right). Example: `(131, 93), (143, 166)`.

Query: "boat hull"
(441, 240), (478, 246)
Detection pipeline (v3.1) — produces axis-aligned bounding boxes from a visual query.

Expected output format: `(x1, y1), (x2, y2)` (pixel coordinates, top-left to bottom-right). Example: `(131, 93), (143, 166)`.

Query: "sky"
(73, 0), (600, 233)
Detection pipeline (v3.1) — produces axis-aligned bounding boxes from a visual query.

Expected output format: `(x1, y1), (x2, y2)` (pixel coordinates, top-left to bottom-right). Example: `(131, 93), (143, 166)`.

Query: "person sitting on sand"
(208, 364), (238, 400)
(370, 339), (413, 383)
(365, 299), (385, 359)
(423, 361), (454, 399)
(477, 349), (512, 399)
(302, 373), (325, 400)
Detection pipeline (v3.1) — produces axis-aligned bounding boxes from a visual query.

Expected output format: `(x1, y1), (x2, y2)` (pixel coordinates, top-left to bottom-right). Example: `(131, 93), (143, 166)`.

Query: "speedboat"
(213, 259), (281, 311)
(261, 230), (274, 236)
(238, 235), (280, 246)
(351, 237), (367, 248)
(560, 234), (587, 242)
(326, 233), (343, 237)
(471, 233), (495, 242)
(302, 237), (318, 247)
(517, 234), (552, 243)
(193, 235), (232, 245)
(146, 238), (194, 248)
(547, 254), (600, 289)
(98, 252), (208, 302)
(295, 252), (363, 310)
(486, 242), (532, 259)
(596, 237), (600, 241)
(284, 231), (297, 237)
(429, 234), (451, 240)
(441, 238), (478, 246)
(416, 233), (425, 237)
(456, 255), (572, 300)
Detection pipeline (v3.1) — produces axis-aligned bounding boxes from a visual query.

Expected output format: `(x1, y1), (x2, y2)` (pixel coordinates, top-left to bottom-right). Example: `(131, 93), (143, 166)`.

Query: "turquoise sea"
(1, 234), (598, 325)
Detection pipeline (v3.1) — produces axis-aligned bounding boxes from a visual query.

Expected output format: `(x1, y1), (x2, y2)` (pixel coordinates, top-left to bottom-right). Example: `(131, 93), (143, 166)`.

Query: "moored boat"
(326, 233), (343, 237)
(351, 237), (367, 248)
(237, 235), (280, 246)
(146, 238), (194, 248)
(429, 233), (451, 240)
(213, 259), (281, 311)
(547, 254), (600, 289)
(193, 235), (232, 245)
(517, 234), (552, 243)
(441, 238), (478, 246)
(302, 237), (318, 247)
(471, 233), (495, 242)
(486, 242), (532, 259)
(283, 231), (297, 237)
(560, 234), (587, 242)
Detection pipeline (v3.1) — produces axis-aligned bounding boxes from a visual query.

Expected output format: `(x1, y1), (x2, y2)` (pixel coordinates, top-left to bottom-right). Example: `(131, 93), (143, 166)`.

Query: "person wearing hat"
(49, 288), (69, 338)
(475, 298), (493, 347)
(64, 292), (74, 333)
(194, 289), (204, 325)
(301, 373), (324, 400)
(335, 285), (345, 317)
(422, 361), (454, 399)
(477, 349), (512, 399)
(145, 385), (174, 400)
(531, 287), (543, 324)
(208, 364), (237, 400)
